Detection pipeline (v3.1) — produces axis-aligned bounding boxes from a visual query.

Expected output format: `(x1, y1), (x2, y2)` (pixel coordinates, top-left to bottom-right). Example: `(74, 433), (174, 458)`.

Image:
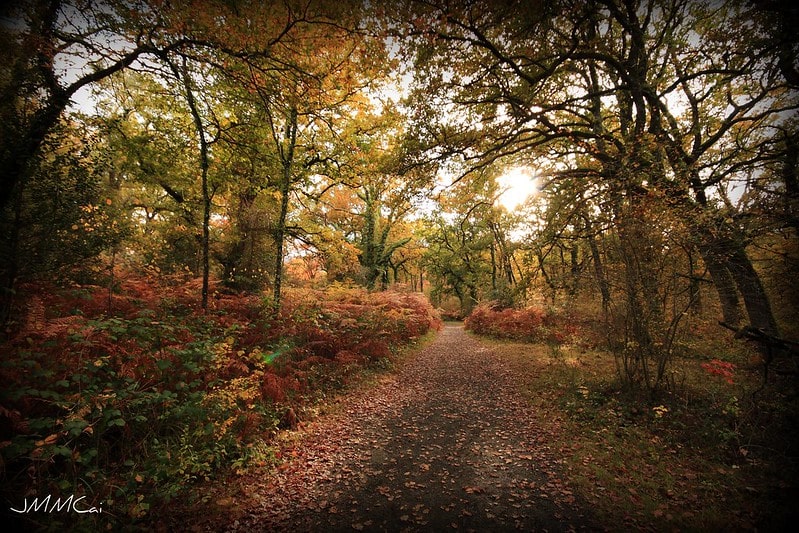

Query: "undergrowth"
(0, 276), (441, 531)
(479, 309), (799, 531)
(464, 303), (587, 345)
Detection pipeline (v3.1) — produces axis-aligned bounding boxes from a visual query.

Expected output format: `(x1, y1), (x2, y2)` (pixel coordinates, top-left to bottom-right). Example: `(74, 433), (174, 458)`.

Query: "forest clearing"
(1, 0), (797, 531)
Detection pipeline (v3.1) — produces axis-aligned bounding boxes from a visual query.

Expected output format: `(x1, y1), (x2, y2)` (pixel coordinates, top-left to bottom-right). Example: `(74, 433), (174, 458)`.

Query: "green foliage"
(0, 281), (440, 529)
(1, 121), (129, 283)
(0, 312), (274, 529)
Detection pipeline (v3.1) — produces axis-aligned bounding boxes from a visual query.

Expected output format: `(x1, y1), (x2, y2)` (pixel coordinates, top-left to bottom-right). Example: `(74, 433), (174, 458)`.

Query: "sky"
(496, 167), (538, 211)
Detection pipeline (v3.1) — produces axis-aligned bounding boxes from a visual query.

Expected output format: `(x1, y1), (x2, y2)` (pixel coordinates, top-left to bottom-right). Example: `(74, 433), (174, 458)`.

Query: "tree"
(422, 172), (508, 314)
(0, 117), (128, 322)
(92, 71), (212, 276)
(0, 0), (290, 316)
(0, 0), (211, 213)
(215, 0), (390, 311)
(398, 0), (796, 338)
(167, 55), (217, 310)
(349, 117), (423, 289)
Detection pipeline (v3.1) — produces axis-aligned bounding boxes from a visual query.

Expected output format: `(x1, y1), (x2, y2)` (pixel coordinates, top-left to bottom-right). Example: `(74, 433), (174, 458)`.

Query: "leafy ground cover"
(163, 324), (596, 532)
(3, 284), (795, 532)
(161, 316), (799, 532)
(470, 305), (799, 531)
(0, 275), (440, 532)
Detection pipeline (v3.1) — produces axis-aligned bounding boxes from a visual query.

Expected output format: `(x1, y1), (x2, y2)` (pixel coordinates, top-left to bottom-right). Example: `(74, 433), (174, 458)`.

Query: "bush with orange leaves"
(0, 278), (440, 531)
(464, 303), (579, 344)
(266, 285), (441, 359)
(248, 286), (442, 402)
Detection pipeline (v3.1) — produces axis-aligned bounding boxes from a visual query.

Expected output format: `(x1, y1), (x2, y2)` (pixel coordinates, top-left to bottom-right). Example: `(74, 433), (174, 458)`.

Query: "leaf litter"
(179, 325), (596, 532)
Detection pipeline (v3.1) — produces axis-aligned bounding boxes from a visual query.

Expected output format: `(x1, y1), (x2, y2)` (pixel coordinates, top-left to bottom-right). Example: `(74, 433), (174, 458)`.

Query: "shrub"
(1, 280), (441, 530)
(0, 309), (290, 526)
(464, 303), (577, 344)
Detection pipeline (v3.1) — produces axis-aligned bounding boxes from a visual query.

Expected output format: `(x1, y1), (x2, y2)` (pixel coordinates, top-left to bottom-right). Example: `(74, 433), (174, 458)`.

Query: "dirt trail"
(214, 325), (596, 532)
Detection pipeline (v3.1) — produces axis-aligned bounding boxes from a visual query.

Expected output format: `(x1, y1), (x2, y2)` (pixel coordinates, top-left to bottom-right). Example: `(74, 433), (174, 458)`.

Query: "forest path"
(211, 325), (596, 532)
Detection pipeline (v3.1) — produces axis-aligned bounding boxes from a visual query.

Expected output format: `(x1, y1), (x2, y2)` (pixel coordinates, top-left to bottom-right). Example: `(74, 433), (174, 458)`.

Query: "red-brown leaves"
(261, 372), (287, 403)
(700, 359), (736, 384)
(464, 304), (578, 344)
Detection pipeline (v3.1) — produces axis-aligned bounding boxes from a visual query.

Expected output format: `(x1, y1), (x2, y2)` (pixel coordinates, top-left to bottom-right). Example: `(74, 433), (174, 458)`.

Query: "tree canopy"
(1, 0), (796, 380)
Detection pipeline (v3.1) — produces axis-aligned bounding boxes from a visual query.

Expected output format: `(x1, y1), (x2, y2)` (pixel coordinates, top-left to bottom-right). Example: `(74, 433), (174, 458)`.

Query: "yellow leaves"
(212, 337), (235, 359)
(35, 433), (60, 447)
(652, 405), (669, 418)
(203, 362), (265, 440)
(214, 416), (236, 438)
(128, 494), (149, 518)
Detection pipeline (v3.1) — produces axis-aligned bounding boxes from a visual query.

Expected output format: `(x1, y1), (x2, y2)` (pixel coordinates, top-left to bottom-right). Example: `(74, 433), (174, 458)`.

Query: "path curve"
(218, 325), (595, 532)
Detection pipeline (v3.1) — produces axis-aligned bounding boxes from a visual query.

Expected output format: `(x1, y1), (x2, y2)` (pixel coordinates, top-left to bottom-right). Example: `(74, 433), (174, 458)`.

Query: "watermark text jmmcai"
(10, 494), (103, 514)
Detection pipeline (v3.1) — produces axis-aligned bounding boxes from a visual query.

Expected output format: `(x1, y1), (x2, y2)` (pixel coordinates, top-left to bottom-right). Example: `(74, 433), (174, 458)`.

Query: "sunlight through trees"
(1, 0), (797, 529)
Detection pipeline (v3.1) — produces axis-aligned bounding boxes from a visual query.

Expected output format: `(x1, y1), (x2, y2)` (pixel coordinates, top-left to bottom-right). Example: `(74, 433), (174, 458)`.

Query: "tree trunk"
(585, 225), (610, 311)
(697, 243), (742, 328)
(689, 191), (778, 335)
(535, 247), (557, 305)
(781, 129), (799, 235)
(273, 106), (298, 314)
(685, 246), (702, 315)
(725, 240), (780, 336)
(569, 244), (579, 297)
(490, 244), (497, 290)
(177, 58), (211, 311)
(201, 168), (211, 310)
(359, 187), (381, 290)
(0, 184), (24, 329)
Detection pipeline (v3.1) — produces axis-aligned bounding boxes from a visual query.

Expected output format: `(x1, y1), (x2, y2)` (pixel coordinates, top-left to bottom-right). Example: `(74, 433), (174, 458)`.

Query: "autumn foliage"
(464, 303), (579, 344)
(700, 359), (737, 385)
(0, 275), (440, 528)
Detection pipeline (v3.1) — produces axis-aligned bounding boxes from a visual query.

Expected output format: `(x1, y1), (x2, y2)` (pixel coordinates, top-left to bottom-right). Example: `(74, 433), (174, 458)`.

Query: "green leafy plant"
(1, 281), (441, 530)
